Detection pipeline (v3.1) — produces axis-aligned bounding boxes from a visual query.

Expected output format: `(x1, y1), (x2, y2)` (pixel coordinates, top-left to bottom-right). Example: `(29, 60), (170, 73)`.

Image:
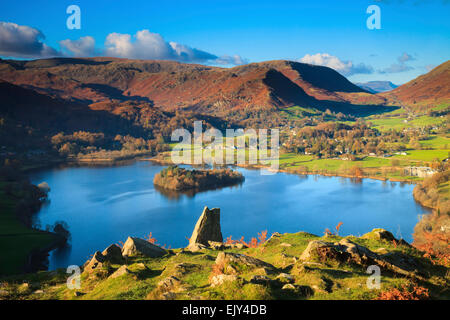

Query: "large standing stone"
(188, 206), (223, 248)
(121, 237), (167, 258)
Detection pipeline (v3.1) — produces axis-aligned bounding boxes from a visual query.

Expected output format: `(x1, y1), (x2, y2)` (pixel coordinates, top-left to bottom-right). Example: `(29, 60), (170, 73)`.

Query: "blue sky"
(0, 0), (449, 84)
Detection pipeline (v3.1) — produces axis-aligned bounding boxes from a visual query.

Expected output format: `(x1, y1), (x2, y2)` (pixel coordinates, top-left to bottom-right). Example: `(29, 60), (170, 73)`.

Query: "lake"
(29, 161), (429, 270)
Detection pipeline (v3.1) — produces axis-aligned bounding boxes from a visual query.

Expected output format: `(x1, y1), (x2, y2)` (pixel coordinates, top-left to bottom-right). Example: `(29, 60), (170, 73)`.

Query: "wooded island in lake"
(153, 166), (244, 191)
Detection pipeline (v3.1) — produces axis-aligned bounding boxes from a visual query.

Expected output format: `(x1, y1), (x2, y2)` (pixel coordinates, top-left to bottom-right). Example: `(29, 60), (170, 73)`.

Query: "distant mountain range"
(356, 81), (398, 93)
(0, 57), (448, 134)
(0, 58), (390, 119)
(380, 61), (450, 107)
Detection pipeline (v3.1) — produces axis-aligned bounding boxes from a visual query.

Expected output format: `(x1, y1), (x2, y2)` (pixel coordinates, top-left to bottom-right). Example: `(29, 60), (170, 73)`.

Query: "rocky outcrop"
(84, 251), (108, 274)
(102, 244), (125, 264)
(84, 244), (124, 274)
(300, 238), (424, 280)
(188, 207), (223, 249)
(121, 237), (167, 258)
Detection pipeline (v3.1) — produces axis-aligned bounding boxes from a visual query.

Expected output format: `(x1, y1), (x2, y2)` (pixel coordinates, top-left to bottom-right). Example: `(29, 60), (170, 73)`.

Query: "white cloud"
(298, 53), (373, 76)
(60, 36), (96, 57)
(104, 29), (245, 65)
(379, 52), (416, 74)
(0, 22), (58, 58)
(105, 29), (217, 63)
(0, 23), (246, 66)
(398, 52), (415, 63)
(214, 54), (248, 66)
(379, 63), (414, 74)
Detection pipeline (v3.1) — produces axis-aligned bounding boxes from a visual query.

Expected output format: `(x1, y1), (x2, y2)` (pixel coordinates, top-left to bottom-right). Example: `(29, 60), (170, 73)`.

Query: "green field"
(0, 181), (57, 275)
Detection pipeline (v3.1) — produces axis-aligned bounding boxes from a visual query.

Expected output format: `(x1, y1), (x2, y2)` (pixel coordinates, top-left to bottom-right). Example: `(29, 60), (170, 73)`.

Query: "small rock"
(186, 243), (207, 252)
(361, 228), (395, 242)
(161, 292), (177, 300)
(215, 252), (276, 272)
(232, 243), (248, 249)
(210, 274), (239, 287)
(249, 275), (272, 285)
(122, 237), (167, 258)
(280, 243), (292, 247)
(254, 267), (275, 276)
(158, 276), (183, 292)
(282, 284), (296, 290)
(109, 265), (131, 279)
(208, 241), (225, 250)
(276, 273), (295, 284)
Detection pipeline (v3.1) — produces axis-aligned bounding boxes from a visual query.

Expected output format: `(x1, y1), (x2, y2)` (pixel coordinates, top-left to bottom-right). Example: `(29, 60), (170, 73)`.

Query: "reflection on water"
(29, 161), (430, 270)
(153, 182), (245, 200)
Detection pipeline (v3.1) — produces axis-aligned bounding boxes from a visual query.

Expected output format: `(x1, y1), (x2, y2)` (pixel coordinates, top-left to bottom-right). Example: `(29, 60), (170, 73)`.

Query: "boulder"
(157, 276), (184, 292)
(186, 243), (207, 252)
(300, 238), (425, 280)
(122, 237), (167, 258)
(84, 251), (107, 273)
(276, 273), (295, 284)
(109, 265), (131, 279)
(361, 228), (396, 242)
(188, 207), (223, 248)
(282, 284), (314, 297)
(249, 275), (272, 285)
(281, 283), (296, 290)
(102, 244), (124, 264)
(208, 241), (225, 250)
(215, 252), (276, 272)
(210, 274), (239, 287)
(299, 241), (345, 263)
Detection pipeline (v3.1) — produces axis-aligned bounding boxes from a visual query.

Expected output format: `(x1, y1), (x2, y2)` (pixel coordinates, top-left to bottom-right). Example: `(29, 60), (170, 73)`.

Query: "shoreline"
(141, 155), (419, 184)
(9, 153), (428, 275)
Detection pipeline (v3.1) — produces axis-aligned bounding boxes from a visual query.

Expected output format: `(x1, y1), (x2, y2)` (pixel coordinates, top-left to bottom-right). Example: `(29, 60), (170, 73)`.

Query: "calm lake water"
(30, 161), (429, 270)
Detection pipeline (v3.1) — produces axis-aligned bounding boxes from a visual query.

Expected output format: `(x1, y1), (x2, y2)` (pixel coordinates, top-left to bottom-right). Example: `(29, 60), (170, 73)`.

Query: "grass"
(364, 115), (446, 131)
(1, 229), (447, 300)
(0, 180), (57, 275)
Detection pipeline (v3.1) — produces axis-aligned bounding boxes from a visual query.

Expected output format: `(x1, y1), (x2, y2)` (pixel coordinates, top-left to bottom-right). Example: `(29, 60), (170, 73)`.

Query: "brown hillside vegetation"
(0, 57), (391, 121)
(381, 60), (450, 109)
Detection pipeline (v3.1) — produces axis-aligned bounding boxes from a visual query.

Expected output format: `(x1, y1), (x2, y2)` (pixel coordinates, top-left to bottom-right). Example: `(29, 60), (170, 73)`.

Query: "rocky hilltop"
(0, 57), (391, 120)
(0, 206), (448, 300)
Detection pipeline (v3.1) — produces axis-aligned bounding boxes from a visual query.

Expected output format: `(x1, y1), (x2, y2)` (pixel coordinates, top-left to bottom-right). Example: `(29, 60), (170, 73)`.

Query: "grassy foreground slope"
(0, 228), (448, 300)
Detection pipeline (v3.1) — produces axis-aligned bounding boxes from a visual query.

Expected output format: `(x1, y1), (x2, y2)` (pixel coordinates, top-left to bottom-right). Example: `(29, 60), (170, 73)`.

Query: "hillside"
(0, 57), (391, 122)
(0, 207), (448, 300)
(357, 81), (398, 93)
(380, 60), (450, 109)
